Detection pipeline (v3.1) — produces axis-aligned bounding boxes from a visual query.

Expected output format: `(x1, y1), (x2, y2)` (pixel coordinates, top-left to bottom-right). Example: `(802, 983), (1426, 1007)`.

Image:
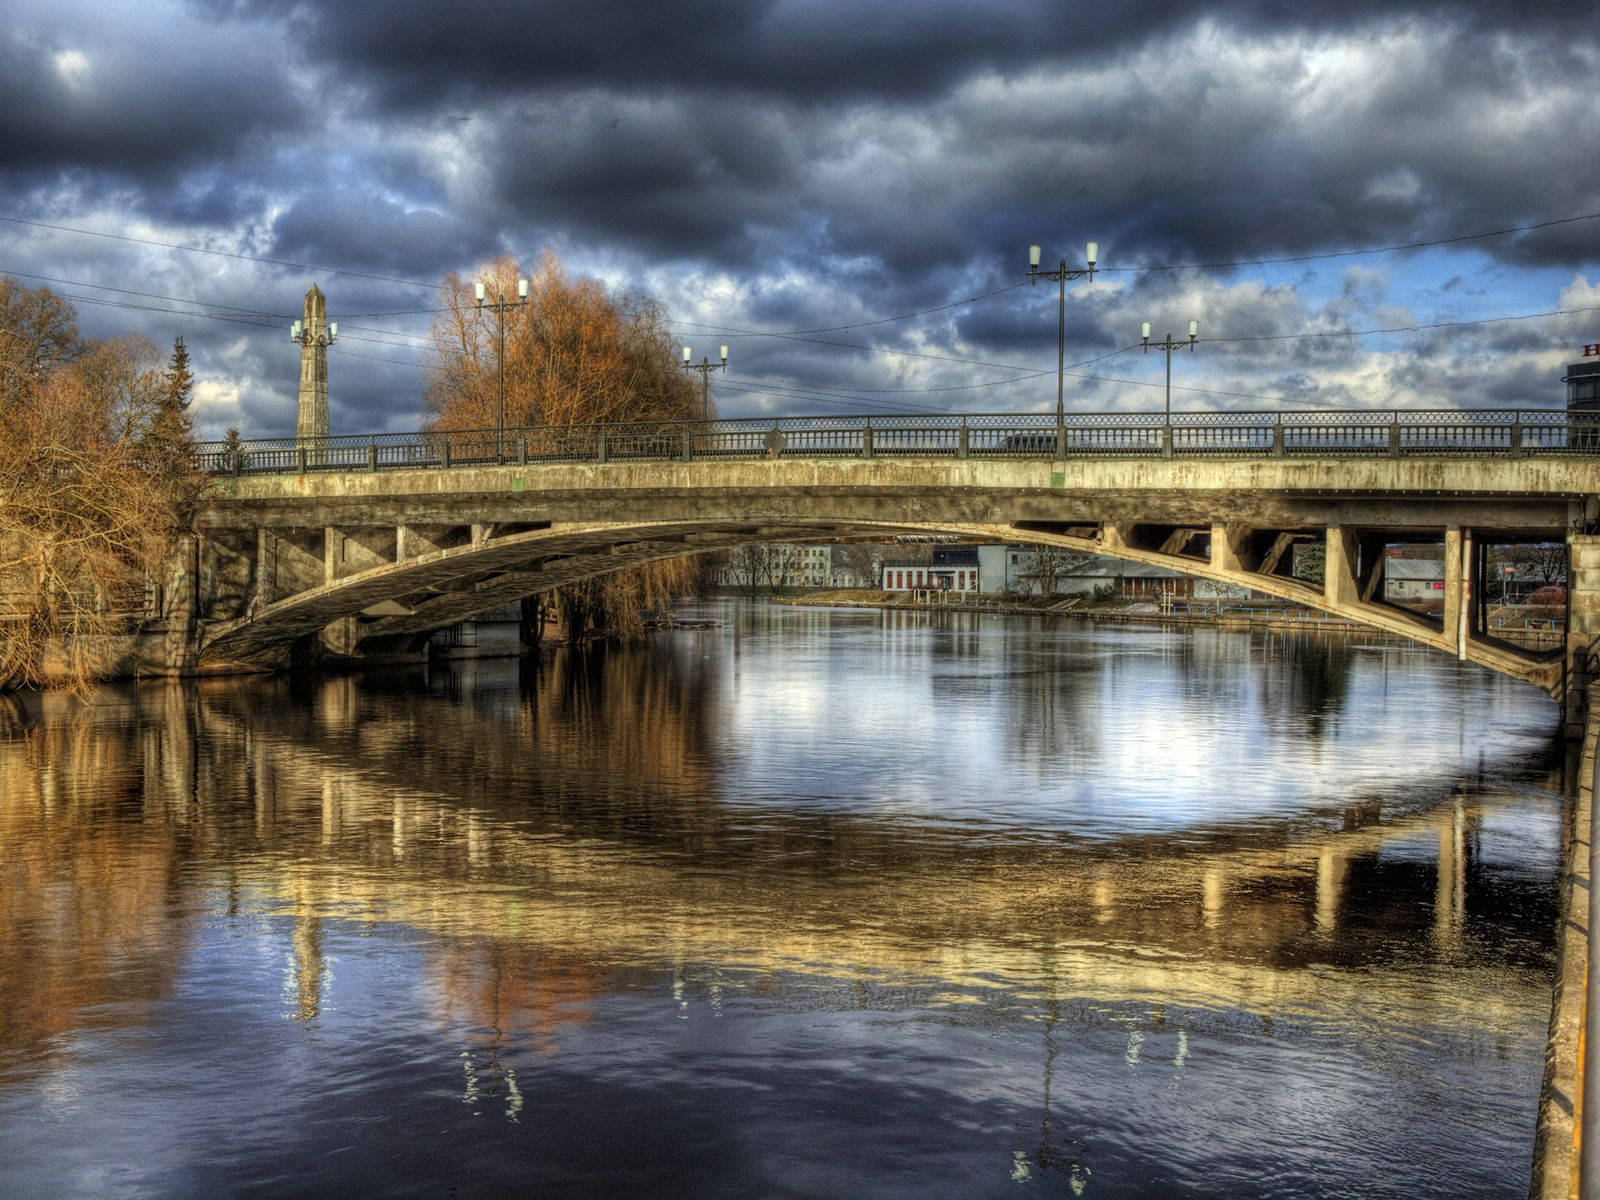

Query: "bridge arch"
(198, 515), (1563, 697)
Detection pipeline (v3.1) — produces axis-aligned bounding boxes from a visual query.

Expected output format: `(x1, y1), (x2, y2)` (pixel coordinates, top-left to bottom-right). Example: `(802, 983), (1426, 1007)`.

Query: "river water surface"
(0, 602), (1569, 1198)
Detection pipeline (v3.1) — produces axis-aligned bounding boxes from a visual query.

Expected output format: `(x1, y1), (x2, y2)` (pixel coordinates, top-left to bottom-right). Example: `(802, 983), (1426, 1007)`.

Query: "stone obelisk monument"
(295, 284), (331, 443)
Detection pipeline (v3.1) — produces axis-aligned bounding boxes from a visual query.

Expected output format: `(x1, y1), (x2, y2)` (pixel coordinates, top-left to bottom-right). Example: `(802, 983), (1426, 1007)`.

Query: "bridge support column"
(1323, 525), (1360, 608)
(1100, 524), (1131, 554)
(1443, 527), (1465, 660)
(397, 524), (449, 562)
(270, 530), (325, 601)
(253, 528), (272, 612)
(1566, 534), (1600, 735)
(142, 532), (202, 673)
(323, 527), (338, 586)
(1210, 523), (1252, 574)
(325, 527), (394, 581)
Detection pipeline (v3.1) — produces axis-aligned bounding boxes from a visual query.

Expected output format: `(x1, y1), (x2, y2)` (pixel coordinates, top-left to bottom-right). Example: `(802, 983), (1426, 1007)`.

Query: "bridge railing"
(195, 408), (1600, 474)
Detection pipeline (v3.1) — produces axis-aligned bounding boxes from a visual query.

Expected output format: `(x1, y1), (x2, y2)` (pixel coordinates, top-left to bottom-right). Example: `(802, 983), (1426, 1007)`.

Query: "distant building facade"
(717, 543), (832, 590)
(1383, 558), (1446, 602)
(879, 547), (980, 592)
(974, 547), (1194, 599)
(1566, 344), (1600, 416)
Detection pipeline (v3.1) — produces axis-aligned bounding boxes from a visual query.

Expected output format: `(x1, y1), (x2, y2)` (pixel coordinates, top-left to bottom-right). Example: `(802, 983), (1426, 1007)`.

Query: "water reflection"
(0, 603), (1567, 1198)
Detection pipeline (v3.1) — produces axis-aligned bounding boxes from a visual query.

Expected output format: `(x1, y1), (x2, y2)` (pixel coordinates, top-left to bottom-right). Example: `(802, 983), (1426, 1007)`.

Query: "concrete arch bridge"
(171, 412), (1600, 728)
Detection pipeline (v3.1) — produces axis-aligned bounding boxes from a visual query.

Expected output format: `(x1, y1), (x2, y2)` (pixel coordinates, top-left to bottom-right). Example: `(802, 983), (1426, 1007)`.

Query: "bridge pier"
(1565, 535), (1600, 735)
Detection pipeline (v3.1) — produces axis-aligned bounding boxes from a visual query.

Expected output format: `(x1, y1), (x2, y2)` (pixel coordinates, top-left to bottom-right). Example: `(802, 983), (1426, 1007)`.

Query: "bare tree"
(761, 544), (800, 596)
(424, 251), (702, 432)
(728, 544), (768, 601)
(1, 328), (191, 693)
(1018, 546), (1096, 596)
(836, 544), (882, 588)
(1, 278), (81, 410)
(1511, 542), (1568, 584)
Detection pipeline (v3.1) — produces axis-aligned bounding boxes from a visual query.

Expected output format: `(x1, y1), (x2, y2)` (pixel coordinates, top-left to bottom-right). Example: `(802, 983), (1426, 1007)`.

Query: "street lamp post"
(1141, 320), (1199, 423)
(475, 275), (529, 455)
(681, 345), (728, 422)
(1028, 242), (1098, 423)
(290, 320), (337, 348)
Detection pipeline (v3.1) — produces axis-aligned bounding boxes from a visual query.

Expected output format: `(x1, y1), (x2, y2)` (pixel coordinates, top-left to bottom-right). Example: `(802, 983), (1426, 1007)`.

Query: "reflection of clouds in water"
(712, 603), (1556, 835)
(0, 622), (1565, 1200)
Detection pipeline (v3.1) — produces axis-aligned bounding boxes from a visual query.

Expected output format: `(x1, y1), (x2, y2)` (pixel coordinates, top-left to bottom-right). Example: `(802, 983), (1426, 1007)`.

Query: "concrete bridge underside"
(179, 454), (1600, 721)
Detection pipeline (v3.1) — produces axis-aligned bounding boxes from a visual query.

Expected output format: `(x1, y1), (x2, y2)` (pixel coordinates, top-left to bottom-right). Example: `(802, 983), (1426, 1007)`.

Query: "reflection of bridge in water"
(0, 668), (1552, 1053)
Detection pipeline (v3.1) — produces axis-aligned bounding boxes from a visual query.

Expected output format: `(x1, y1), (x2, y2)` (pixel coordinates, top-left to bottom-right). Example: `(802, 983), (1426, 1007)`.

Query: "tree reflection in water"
(0, 602), (1569, 1198)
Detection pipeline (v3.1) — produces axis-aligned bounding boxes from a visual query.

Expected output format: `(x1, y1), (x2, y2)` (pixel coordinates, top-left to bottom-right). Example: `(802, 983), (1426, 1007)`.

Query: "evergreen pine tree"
(164, 334), (194, 412)
(148, 334), (195, 450)
(138, 334), (201, 506)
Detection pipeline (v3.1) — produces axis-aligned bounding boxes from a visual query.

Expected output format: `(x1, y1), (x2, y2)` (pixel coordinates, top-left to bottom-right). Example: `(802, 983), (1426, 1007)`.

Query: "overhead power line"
(714, 377), (955, 415)
(10, 208), (1596, 343)
(328, 345), (432, 371)
(43, 289), (432, 352)
(738, 281), (1029, 336)
(1106, 211), (1600, 273)
(730, 366), (1050, 396)
(0, 215), (446, 290)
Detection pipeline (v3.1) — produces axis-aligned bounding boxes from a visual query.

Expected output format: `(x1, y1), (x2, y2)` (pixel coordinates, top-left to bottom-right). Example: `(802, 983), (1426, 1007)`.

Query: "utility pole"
(1141, 320), (1199, 423)
(475, 274), (528, 456)
(681, 345), (728, 422)
(1028, 243), (1098, 423)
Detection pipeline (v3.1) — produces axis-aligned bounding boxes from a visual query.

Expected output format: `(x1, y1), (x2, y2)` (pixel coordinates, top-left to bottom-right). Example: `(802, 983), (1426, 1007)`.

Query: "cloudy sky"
(3, 0), (1598, 439)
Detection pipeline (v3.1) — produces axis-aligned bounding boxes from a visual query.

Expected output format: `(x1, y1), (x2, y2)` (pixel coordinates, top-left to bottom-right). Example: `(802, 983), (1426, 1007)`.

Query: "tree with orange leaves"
(424, 252), (711, 641)
(424, 251), (703, 432)
(1, 282), (202, 692)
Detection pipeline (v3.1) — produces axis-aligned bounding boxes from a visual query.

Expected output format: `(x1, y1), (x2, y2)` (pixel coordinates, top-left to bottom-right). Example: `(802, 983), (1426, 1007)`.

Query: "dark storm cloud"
(432, 17), (1600, 292)
(0, 16), (306, 184)
(3, 0), (1597, 431)
(270, 189), (483, 278)
(200, 0), (1595, 110)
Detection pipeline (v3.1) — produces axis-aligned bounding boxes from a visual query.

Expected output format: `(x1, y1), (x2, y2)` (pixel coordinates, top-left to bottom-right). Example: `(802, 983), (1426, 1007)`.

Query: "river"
(0, 601), (1569, 1198)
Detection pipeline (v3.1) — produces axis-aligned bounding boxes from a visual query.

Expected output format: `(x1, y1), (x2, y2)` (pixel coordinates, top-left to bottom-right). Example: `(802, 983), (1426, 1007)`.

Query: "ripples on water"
(0, 601), (1567, 1198)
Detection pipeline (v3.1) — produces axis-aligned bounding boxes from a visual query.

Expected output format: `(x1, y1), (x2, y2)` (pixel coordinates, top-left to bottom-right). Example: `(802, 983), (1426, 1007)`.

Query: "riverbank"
(1533, 680), (1598, 1199)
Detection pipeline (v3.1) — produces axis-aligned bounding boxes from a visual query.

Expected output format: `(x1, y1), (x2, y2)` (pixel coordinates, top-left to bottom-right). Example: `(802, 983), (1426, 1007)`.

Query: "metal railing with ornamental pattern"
(194, 409), (1600, 475)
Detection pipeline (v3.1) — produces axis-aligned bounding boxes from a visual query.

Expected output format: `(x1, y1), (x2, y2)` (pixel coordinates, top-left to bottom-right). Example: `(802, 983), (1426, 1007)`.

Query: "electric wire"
(39, 289), (435, 351)
(1105, 211), (1600, 273)
(1200, 304), (1600, 345)
(8, 208), (1595, 339)
(7, 209), (1598, 418)
(0, 215), (445, 290)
